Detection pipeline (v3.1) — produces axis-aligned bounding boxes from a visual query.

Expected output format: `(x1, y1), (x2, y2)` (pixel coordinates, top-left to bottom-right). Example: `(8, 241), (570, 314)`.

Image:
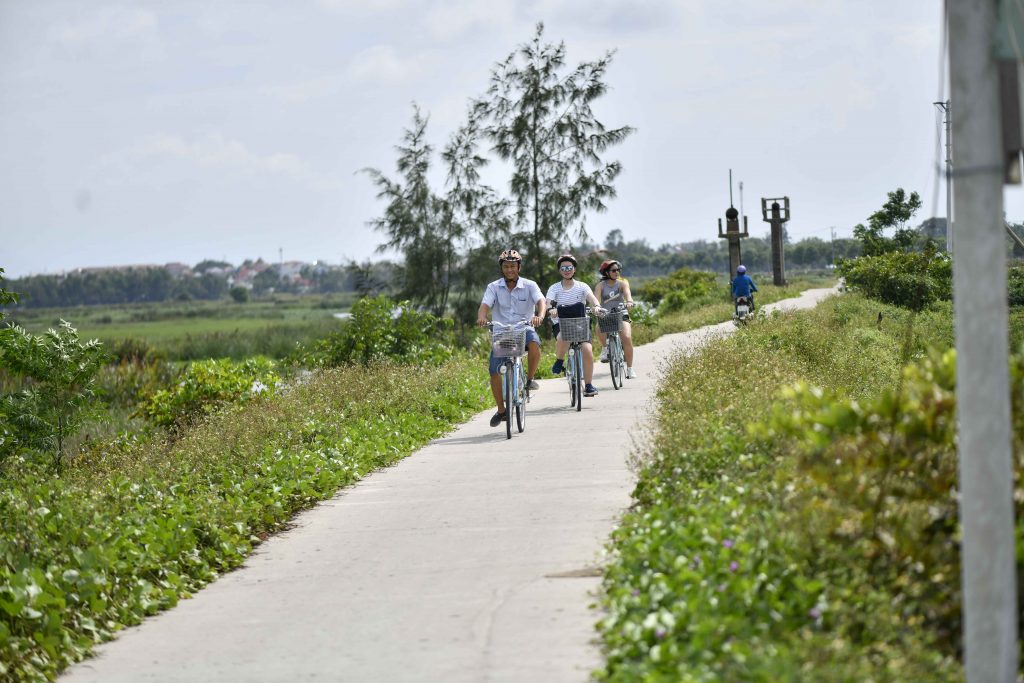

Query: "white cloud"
(424, 0), (517, 40)
(345, 45), (422, 83)
(523, 0), (679, 32)
(49, 6), (158, 45)
(262, 74), (345, 103)
(99, 133), (344, 192)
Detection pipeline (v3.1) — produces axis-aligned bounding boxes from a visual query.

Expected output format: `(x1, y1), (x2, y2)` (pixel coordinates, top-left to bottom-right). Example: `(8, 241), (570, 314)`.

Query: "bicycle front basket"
(559, 316), (591, 343)
(492, 327), (527, 357)
(597, 309), (624, 333)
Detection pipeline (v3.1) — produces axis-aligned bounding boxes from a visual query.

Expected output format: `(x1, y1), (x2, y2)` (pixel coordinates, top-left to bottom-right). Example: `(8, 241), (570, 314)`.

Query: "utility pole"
(935, 100), (954, 252)
(948, 1), (1018, 680)
(717, 171), (749, 277)
(761, 197), (790, 286)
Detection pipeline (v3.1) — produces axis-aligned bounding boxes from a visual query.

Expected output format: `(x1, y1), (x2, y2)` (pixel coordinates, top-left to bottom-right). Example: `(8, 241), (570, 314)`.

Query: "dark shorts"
(489, 327), (540, 375)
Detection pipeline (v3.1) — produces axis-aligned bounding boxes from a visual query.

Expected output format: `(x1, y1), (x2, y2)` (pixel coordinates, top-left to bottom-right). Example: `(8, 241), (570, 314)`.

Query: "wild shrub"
(308, 294), (452, 366)
(766, 347), (1024, 660)
(837, 248), (951, 311)
(634, 268), (717, 311)
(1009, 265), (1024, 306)
(0, 322), (107, 469)
(138, 357), (279, 429)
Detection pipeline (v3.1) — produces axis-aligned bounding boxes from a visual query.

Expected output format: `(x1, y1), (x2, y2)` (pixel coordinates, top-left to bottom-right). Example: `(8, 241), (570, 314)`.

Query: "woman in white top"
(595, 259), (638, 378)
(546, 254), (603, 397)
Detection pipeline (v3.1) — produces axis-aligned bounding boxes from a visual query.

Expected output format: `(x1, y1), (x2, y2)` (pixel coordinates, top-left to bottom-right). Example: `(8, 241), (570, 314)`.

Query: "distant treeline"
(6, 234), (856, 310)
(9, 269), (229, 308)
(6, 261), (397, 310)
(604, 231), (862, 277)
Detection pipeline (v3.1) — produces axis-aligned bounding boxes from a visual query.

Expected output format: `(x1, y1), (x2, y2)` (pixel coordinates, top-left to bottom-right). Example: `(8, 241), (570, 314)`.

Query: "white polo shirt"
(482, 277), (544, 325)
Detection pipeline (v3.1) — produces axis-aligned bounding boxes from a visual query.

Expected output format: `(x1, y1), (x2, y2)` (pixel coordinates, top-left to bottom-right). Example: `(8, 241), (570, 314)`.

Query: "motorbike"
(734, 295), (752, 325)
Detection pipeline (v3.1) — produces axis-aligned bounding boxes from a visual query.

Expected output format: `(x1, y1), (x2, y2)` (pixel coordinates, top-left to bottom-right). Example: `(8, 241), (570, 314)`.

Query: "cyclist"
(594, 259), (638, 379)
(478, 249), (546, 428)
(546, 254), (603, 397)
(731, 264), (758, 309)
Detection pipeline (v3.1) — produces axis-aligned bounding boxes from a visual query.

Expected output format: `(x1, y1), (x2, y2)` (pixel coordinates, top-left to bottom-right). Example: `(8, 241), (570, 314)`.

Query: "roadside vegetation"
(0, 355), (490, 682)
(595, 293), (1024, 681)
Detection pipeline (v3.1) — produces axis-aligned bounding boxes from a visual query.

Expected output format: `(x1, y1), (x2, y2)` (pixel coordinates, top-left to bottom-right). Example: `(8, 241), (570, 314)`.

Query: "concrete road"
(62, 287), (837, 683)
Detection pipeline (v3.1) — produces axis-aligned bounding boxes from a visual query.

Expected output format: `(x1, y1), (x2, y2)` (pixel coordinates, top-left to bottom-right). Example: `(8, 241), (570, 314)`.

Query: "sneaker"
(489, 411), (507, 427)
(599, 347), (609, 363)
(527, 379), (540, 391)
(584, 384), (598, 397)
(626, 367), (637, 379)
(551, 358), (565, 375)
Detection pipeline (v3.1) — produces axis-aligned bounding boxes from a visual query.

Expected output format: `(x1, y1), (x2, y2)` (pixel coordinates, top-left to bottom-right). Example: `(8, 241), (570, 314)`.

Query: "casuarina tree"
(474, 22), (634, 285)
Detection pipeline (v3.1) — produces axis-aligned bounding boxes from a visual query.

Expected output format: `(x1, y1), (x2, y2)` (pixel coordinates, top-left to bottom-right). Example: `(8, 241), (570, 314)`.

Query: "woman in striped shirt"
(546, 254), (604, 397)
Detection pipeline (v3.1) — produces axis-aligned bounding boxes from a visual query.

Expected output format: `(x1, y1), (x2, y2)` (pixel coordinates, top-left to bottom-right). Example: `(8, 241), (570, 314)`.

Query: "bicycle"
(488, 321), (531, 439)
(557, 311), (598, 412)
(598, 303), (627, 390)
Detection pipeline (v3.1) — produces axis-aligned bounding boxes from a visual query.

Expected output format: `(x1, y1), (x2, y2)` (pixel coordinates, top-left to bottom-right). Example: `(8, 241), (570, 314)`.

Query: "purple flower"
(809, 607), (822, 620)
(631, 589), (641, 597)
(729, 561), (739, 572)
(722, 539), (734, 549)
(655, 628), (667, 639)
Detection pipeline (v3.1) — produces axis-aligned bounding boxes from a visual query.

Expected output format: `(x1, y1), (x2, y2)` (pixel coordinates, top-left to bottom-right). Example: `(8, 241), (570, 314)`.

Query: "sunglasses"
(608, 268), (621, 273)
(559, 265), (575, 272)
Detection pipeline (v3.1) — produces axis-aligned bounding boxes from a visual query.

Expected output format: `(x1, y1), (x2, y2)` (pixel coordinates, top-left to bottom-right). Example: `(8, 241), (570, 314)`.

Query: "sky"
(0, 0), (993, 278)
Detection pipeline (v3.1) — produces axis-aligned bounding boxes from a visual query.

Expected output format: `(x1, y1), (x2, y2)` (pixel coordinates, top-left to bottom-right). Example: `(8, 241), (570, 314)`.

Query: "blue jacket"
(731, 273), (758, 298)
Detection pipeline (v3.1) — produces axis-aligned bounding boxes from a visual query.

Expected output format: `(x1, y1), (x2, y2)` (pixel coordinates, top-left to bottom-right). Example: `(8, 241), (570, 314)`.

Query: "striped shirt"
(546, 281), (594, 308)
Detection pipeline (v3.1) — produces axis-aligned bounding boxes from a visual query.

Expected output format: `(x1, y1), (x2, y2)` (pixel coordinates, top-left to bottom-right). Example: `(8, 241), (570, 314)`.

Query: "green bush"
(837, 249), (951, 311)
(1008, 266), (1024, 306)
(138, 357), (280, 429)
(634, 268), (717, 311)
(308, 294), (452, 366)
(229, 286), (249, 303)
(0, 322), (107, 469)
(596, 295), (967, 681)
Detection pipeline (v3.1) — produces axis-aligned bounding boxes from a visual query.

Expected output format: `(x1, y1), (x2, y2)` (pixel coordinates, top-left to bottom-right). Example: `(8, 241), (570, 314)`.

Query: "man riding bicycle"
(477, 249), (546, 428)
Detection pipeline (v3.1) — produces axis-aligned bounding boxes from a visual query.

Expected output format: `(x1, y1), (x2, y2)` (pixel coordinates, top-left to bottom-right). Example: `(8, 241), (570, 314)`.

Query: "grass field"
(6, 294), (355, 359)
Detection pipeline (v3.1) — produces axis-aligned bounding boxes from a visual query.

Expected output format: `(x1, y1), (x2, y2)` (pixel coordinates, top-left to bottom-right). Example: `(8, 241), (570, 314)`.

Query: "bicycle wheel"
(574, 346), (583, 412)
(504, 363), (513, 440)
(515, 361), (526, 433)
(610, 335), (618, 389)
(617, 340), (626, 387)
(609, 336), (622, 390)
(568, 348), (577, 407)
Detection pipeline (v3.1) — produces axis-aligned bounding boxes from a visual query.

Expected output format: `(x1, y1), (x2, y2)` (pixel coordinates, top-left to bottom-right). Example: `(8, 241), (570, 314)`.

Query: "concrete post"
(948, 0), (1018, 680)
(717, 206), (748, 277)
(761, 197), (790, 286)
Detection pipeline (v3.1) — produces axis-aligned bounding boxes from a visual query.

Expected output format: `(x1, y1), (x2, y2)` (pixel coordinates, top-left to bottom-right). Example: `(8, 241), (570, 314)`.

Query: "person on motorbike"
(477, 249), (546, 427)
(731, 264), (758, 310)
(594, 259), (637, 379)
(546, 254), (603, 397)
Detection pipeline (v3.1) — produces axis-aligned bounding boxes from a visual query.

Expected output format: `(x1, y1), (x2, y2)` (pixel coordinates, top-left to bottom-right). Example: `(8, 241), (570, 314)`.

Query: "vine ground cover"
(595, 293), (1019, 681)
(0, 359), (489, 682)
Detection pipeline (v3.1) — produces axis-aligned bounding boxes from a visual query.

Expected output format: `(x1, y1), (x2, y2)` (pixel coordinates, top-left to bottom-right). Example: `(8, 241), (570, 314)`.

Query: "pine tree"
(474, 23), (634, 285)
